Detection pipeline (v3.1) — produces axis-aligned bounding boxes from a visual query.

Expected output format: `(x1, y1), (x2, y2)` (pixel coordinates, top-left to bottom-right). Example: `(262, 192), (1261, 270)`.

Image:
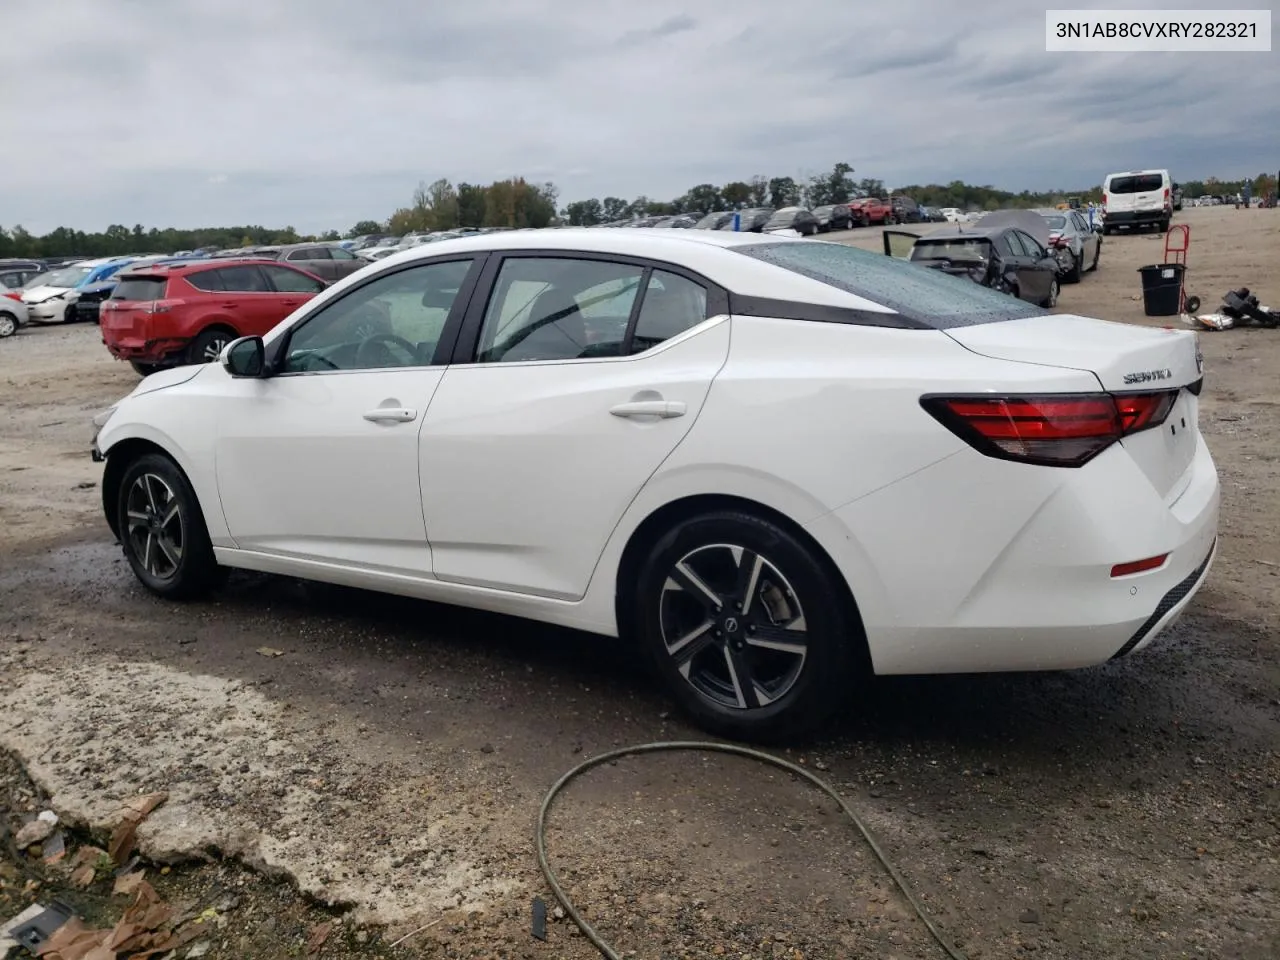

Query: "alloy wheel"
(125, 473), (185, 580)
(0, 314), (15, 338)
(201, 335), (231, 362)
(659, 543), (808, 710)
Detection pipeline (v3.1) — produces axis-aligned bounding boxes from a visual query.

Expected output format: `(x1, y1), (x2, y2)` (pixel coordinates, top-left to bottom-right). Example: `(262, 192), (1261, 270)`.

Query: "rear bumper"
(806, 433), (1221, 675)
(103, 334), (190, 364)
(1104, 210), (1169, 225)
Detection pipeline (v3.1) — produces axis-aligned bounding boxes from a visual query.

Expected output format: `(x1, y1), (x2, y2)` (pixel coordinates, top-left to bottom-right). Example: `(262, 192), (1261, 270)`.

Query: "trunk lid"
(946, 314), (1205, 499)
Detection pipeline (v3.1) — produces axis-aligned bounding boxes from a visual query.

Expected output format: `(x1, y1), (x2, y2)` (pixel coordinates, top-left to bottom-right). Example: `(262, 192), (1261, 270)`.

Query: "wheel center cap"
(722, 616), (739, 635)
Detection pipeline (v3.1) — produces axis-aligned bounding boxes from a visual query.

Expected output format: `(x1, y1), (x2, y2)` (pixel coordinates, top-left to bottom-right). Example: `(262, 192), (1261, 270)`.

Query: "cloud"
(616, 14), (698, 48)
(1, 0), (1274, 234)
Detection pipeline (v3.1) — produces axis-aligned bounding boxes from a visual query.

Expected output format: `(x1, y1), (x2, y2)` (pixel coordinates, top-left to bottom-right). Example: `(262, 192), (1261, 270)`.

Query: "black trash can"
(1138, 263), (1185, 316)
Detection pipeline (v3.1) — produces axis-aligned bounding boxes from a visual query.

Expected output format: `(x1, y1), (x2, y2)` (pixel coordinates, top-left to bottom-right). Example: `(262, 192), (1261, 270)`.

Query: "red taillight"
(3, 292), (20, 301)
(921, 390), (1179, 467)
(1163, 187), (1170, 202)
(1111, 554), (1169, 578)
(146, 299), (176, 314)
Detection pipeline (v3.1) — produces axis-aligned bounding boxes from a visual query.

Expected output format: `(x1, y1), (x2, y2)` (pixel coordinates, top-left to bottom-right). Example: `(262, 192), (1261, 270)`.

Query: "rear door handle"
(220, 302), (240, 309)
(362, 407), (417, 423)
(610, 400), (686, 419)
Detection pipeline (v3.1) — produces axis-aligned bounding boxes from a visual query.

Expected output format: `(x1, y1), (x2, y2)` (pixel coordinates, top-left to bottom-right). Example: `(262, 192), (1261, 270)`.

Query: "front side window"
(283, 258), (474, 373)
(261, 264), (325, 293)
(475, 258), (644, 363)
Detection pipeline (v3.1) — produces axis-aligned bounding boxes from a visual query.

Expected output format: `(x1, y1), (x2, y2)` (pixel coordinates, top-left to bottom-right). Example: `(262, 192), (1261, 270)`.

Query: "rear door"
(1004, 230), (1051, 302)
(418, 253), (730, 599)
(205, 264), (284, 335)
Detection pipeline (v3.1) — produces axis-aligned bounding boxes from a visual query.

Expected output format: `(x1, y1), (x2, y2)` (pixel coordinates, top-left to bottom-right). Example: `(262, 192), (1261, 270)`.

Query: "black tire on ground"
(187, 327), (234, 365)
(1091, 243), (1101, 271)
(1159, 220), (1170, 233)
(633, 510), (862, 743)
(116, 452), (221, 600)
(1041, 278), (1060, 309)
(1184, 295), (1201, 314)
(130, 361), (163, 377)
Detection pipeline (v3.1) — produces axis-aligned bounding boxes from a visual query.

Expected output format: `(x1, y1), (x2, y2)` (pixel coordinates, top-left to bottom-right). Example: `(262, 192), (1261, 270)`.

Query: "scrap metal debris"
(1186, 287), (1280, 331)
(255, 647), (285, 658)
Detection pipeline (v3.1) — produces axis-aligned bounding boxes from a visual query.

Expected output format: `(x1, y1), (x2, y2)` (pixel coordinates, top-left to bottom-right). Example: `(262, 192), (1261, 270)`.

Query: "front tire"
(130, 361), (163, 377)
(0, 312), (17, 338)
(116, 453), (220, 600)
(634, 511), (860, 743)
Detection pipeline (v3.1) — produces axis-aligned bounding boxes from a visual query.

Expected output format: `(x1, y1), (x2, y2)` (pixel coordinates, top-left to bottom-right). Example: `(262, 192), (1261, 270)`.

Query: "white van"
(1101, 169), (1172, 234)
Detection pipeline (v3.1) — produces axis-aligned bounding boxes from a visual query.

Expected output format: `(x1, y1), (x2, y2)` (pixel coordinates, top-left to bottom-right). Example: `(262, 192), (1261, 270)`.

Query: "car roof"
(117, 257), (282, 277)
(288, 228), (903, 318)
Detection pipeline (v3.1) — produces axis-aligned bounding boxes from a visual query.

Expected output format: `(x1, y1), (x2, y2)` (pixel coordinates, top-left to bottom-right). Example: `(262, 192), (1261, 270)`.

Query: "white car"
(0, 292), (28, 337)
(90, 229), (1220, 740)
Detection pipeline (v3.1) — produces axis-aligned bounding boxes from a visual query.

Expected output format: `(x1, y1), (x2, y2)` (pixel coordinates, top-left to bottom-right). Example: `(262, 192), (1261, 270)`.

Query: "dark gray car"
(246, 244), (368, 283)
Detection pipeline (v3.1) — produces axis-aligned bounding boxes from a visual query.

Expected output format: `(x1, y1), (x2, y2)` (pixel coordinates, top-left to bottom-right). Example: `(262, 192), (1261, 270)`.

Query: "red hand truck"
(1164, 224), (1191, 312)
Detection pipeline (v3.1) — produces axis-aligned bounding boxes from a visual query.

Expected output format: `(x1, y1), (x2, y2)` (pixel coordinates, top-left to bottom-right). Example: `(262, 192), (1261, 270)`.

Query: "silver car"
(0, 291), (29, 338)
(1035, 208), (1102, 282)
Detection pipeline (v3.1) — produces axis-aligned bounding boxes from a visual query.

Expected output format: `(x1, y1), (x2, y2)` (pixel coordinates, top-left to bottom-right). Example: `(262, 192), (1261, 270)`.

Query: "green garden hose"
(537, 740), (967, 960)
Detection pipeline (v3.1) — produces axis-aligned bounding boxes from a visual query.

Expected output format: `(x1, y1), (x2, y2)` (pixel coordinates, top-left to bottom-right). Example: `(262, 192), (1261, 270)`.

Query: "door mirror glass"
(223, 336), (266, 377)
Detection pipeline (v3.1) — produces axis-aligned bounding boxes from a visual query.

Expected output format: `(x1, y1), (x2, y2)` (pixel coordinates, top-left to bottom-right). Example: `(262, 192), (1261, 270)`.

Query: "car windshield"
(736, 240), (1041, 328)
(910, 239), (991, 263)
(37, 265), (93, 288)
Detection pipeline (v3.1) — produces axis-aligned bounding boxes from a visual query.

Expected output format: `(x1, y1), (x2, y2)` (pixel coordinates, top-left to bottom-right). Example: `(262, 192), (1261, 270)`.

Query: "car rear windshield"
(1108, 174), (1164, 194)
(1043, 215), (1067, 229)
(735, 240), (1042, 328)
(110, 277), (168, 301)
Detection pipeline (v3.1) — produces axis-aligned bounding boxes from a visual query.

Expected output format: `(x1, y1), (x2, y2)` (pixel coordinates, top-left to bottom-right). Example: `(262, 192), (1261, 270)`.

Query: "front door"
(420, 254), (730, 599)
(214, 257), (481, 575)
(882, 230), (920, 258)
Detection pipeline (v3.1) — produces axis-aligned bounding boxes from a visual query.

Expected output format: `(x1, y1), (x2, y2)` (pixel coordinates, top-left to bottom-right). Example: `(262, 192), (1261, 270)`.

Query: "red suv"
(100, 259), (326, 375)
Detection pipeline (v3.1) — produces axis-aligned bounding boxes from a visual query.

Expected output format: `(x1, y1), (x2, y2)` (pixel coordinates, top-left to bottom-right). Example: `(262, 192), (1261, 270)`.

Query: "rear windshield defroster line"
(733, 241), (1045, 329)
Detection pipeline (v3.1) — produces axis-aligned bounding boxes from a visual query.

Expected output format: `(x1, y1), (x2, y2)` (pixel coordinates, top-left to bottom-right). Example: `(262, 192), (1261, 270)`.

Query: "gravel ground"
(1, 205), (1277, 959)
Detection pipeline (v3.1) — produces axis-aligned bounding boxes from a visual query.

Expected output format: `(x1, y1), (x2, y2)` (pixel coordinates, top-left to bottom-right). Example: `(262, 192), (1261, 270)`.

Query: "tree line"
(2, 165), (1276, 259)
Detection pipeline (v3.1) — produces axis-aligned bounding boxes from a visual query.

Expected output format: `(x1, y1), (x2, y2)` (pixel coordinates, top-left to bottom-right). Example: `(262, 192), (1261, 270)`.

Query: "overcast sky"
(4, 0), (1275, 234)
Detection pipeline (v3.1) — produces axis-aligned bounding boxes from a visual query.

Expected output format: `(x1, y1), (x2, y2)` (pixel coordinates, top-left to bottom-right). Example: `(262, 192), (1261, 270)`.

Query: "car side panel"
(572, 314), (1101, 637)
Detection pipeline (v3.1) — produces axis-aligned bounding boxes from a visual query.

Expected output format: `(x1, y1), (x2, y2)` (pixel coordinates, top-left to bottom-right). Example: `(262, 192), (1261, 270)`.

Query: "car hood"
(21, 285), (71, 303)
(130, 363), (208, 397)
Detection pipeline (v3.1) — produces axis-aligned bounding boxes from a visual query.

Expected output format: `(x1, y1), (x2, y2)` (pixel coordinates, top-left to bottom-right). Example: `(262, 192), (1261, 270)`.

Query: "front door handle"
(610, 400), (686, 419)
(362, 407), (417, 423)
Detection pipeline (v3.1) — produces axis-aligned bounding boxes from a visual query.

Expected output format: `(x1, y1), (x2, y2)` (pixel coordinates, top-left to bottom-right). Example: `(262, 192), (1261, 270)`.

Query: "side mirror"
(222, 336), (266, 378)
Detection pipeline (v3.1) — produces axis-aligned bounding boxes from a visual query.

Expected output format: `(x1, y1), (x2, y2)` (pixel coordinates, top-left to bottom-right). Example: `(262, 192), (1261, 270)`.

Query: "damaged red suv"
(100, 259), (327, 375)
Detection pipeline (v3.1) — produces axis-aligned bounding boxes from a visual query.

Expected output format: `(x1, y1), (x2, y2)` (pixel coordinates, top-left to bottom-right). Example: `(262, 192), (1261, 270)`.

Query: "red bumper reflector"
(1111, 554), (1168, 578)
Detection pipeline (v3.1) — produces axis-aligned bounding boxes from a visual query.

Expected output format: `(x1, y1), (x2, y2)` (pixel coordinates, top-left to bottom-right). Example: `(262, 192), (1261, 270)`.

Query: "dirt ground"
(1, 205), (1277, 960)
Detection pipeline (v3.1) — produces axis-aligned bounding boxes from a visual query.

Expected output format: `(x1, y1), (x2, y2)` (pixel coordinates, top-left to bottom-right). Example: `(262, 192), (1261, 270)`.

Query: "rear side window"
(1108, 174), (1164, 194)
(735, 241), (1043, 329)
(185, 269), (225, 292)
(110, 277), (168, 301)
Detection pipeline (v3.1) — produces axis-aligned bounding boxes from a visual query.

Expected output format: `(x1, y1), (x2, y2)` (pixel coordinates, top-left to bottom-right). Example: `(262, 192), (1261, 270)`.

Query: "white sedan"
(91, 228), (1220, 741)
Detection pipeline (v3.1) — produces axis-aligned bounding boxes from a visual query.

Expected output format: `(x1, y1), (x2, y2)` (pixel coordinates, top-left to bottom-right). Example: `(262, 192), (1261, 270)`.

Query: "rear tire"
(116, 452), (221, 600)
(633, 510), (860, 743)
(130, 362), (162, 377)
(1041, 278), (1060, 308)
(188, 328), (234, 365)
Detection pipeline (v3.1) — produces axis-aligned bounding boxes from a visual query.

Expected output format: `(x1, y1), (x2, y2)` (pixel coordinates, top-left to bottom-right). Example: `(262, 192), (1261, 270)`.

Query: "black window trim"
(264, 253), (488, 376)
(449, 250), (729, 365)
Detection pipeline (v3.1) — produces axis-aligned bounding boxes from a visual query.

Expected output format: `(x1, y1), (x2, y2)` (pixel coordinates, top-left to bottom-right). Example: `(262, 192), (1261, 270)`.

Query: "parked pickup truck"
(850, 197), (893, 225)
